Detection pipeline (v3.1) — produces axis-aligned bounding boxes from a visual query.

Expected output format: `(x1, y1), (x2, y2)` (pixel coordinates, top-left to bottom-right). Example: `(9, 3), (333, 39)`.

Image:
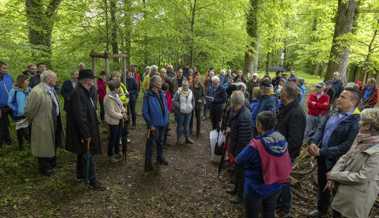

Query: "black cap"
(78, 69), (95, 80)
(260, 79), (273, 88)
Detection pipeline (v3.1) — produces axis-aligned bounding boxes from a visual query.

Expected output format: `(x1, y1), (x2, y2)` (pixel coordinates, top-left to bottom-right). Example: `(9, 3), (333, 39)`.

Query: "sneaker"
(110, 155), (121, 163)
(89, 181), (106, 191)
(186, 138), (194, 144)
(229, 195), (243, 204)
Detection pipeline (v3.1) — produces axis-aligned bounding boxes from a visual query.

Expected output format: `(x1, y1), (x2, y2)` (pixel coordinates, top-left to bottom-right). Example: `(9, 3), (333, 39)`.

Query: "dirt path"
(53, 117), (242, 218)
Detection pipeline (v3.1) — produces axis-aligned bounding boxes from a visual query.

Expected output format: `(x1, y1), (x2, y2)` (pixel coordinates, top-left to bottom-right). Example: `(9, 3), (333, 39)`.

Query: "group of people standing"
(215, 70), (379, 218)
(1, 59), (379, 218)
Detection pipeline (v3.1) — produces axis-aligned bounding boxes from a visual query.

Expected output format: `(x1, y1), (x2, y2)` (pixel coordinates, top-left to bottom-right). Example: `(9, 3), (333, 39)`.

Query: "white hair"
(41, 70), (56, 83)
(211, 76), (220, 83)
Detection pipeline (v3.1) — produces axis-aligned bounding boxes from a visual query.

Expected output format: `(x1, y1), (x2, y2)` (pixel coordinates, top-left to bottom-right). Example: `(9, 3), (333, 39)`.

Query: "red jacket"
(97, 79), (107, 102)
(307, 92), (330, 116)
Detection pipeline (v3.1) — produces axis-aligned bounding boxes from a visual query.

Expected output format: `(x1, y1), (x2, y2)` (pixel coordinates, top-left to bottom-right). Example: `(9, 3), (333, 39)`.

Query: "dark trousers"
(210, 107), (223, 130)
(99, 100), (105, 121)
(234, 164), (245, 199)
(38, 157), (56, 175)
(76, 153), (96, 184)
(193, 105), (202, 137)
(108, 124), (121, 157)
(277, 185), (292, 214)
(145, 126), (165, 162)
(128, 99), (137, 127)
(0, 108), (11, 146)
(317, 158), (331, 214)
(16, 127), (30, 150)
(245, 191), (280, 218)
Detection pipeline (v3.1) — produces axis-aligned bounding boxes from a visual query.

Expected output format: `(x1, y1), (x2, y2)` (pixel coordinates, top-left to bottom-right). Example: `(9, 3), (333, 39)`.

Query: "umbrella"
(84, 138), (92, 184)
(269, 66), (287, 72)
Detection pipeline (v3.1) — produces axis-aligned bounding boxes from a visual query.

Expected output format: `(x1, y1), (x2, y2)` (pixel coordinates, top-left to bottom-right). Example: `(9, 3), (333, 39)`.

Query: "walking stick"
(84, 138), (92, 184)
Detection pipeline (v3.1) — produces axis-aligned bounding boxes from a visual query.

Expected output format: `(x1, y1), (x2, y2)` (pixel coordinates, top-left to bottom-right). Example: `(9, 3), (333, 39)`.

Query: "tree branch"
(46, 0), (63, 18)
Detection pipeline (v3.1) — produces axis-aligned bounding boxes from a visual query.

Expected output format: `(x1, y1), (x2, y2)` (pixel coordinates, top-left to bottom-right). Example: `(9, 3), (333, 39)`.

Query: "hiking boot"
(229, 195), (243, 204)
(157, 158), (169, 166)
(308, 210), (327, 218)
(186, 138), (194, 144)
(145, 160), (154, 172)
(89, 181), (106, 191)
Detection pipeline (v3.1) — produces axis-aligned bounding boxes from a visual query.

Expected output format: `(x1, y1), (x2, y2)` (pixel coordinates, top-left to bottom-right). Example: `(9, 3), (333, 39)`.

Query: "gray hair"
(150, 75), (162, 89)
(360, 108), (379, 132)
(230, 90), (245, 107)
(151, 65), (158, 74)
(41, 70), (56, 83)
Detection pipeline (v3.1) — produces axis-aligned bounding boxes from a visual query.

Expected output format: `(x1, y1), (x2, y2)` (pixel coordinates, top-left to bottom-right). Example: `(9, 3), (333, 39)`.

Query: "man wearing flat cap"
(66, 69), (105, 190)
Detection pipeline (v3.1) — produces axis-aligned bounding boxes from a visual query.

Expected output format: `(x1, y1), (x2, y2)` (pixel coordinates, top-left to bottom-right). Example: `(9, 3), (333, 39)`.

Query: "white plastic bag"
(209, 129), (225, 162)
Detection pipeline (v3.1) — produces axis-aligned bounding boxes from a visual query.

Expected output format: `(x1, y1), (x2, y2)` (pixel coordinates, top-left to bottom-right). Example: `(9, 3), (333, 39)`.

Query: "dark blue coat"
(126, 77), (138, 101)
(142, 90), (169, 128)
(310, 113), (360, 170)
(256, 95), (277, 115)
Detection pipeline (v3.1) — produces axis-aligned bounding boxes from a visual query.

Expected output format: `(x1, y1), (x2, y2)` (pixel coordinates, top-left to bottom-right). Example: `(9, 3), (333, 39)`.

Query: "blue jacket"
(0, 73), (13, 108)
(142, 90), (169, 128)
(310, 112), (360, 170)
(126, 77), (138, 101)
(249, 100), (260, 128)
(8, 87), (30, 118)
(257, 95), (277, 115)
(236, 130), (288, 199)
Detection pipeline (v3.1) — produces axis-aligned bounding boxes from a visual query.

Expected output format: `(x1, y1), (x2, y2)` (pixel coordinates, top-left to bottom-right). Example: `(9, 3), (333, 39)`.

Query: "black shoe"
(145, 160), (154, 172)
(308, 210), (327, 218)
(89, 181), (106, 191)
(5, 139), (12, 145)
(41, 169), (54, 177)
(158, 159), (168, 165)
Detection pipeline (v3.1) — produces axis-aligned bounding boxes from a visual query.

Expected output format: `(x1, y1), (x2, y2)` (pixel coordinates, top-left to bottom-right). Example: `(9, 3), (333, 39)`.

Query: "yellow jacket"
(142, 75), (150, 93)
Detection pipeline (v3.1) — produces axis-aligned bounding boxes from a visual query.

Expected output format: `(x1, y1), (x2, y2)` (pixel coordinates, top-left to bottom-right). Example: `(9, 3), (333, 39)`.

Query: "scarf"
(343, 132), (379, 161)
(179, 87), (190, 97)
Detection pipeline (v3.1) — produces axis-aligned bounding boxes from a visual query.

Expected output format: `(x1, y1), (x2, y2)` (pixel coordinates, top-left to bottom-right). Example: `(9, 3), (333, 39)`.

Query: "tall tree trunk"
(123, 0), (132, 66)
(325, 0), (358, 82)
(104, 0), (110, 52)
(189, 0), (198, 67)
(244, 0), (259, 74)
(142, 0), (148, 65)
(25, 0), (62, 66)
(362, 20), (378, 83)
(110, 0), (119, 55)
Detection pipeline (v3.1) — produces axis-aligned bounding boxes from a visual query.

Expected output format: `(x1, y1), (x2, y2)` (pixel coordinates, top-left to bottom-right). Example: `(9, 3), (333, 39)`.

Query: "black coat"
(61, 79), (75, 112)
(126, 77), (138, 101)
(65, 84), (101, 155)
(276, 100), (306, 160)
(211, 86), (227, 111)
(228, 106), (253, 156)
(310, 113), (360, 170)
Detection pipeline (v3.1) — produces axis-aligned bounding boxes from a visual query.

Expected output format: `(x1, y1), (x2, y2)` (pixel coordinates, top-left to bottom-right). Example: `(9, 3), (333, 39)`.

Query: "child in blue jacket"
(8, 75), (30, 149)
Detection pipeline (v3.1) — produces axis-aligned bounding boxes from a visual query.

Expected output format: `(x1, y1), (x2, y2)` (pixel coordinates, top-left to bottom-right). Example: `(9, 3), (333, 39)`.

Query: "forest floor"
(1, 113), (378, 218)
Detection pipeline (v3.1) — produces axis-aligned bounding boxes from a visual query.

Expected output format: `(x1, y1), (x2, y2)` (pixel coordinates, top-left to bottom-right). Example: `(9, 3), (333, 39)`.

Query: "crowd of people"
(0, 60), (379, 218)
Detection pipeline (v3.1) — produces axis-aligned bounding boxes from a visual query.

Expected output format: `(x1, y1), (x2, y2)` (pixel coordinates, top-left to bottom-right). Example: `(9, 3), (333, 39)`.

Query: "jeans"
(0, 108), (11, 146)
(145, 126), (165, 161)
(108, 124), (121, 157)
(317, 157), (331, 214)
(277, 185), (292, 214)
(245, 190), (280, 218)
(176, 112), (192, 139)
(76, 153), (96, 184)
(128, 99), (137, 126)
